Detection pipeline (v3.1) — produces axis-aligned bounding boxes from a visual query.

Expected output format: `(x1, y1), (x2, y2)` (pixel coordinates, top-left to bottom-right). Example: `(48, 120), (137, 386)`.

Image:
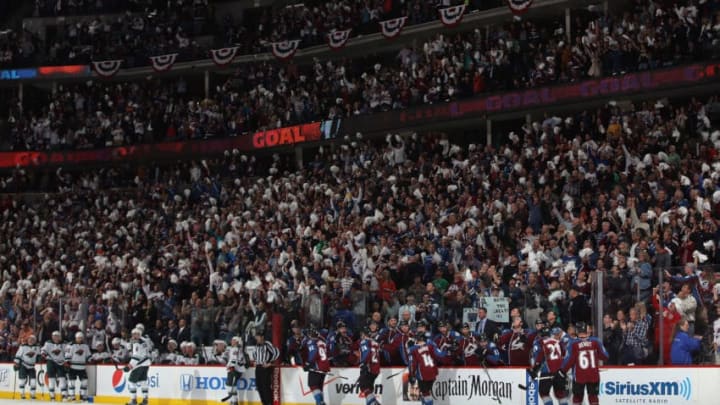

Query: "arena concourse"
(0, 1), (720, 405)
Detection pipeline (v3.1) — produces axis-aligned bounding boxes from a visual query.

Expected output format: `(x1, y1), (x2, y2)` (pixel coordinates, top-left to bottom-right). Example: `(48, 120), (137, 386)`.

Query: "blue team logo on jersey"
(112, 369), (126, 393)
(600, 377), (692, 401)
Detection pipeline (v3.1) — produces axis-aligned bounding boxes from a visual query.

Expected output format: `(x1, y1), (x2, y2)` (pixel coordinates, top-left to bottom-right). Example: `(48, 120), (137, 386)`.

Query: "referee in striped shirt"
(253, 329), (279, 405)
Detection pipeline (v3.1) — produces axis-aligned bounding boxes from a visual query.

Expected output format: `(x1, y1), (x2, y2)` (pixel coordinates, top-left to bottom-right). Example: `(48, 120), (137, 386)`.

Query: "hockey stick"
(38, 363), (46, 400)
(305, 368), (349, 380)
(517, 376), (554, 391)
(386, 370), (404, 380)
(481, 362), (502, 404)
(11, 364), (17, 400)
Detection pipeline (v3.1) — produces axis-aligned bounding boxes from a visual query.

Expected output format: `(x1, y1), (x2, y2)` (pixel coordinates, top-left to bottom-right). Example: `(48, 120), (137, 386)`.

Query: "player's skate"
(140, 398), (148, 405)
(125, 399), (137, 405)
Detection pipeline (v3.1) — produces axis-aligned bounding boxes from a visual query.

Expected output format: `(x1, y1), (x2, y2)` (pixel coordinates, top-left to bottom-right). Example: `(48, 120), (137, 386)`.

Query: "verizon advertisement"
(281, 367), (521, 405)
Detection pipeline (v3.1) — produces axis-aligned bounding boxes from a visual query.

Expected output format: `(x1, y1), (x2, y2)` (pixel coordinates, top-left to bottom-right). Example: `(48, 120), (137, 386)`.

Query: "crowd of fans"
(6, 0), (720, 151)
(1, 93), (720, 366)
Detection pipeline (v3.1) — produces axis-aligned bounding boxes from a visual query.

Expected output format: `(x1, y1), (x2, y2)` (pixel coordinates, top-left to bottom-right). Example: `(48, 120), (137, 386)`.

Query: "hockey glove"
(408, 375), (416, 385)
(13, 363), (19, 371)
(555, 370), (567, 380)
(302, 363), (310, 372)
(123, 366), (131, 372)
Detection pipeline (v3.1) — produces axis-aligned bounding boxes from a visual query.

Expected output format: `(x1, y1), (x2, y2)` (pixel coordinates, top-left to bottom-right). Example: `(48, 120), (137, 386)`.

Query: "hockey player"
(157, 340), (181, 364)
(86, 320), (107, 352)
(560, 322), (609, 405)
(498, 316), (533, 365)
(206, 340), (227, 365)
(457, 323), (481, 366)
(328, 321), (356, 366)
(407, 334), (445, 405)
(223, 336), (247, 405)
(42, 331), (68, 402)
(286, 320), (305, 365)
(89, 342), (112, 364)
(358, 328), (381, 405)
(65, 331), (91, 401)
(124, 328), (152, 405)
(529, 327), (568, 405)
(111, 337), (130, 363)
(393, 320), (414, 367)
(432, 321), (461, 365)
(476, 334), (503, 366)
(302, 328), (330, 405)
(15, 335), (40, 400)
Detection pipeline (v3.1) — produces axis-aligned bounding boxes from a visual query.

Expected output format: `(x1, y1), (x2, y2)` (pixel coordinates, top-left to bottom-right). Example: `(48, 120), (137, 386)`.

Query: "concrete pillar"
(565, 8), (572, 43)
(486, 119), (492, 146)
(204, 70), (210, 99)
(295, 147), (304, 170)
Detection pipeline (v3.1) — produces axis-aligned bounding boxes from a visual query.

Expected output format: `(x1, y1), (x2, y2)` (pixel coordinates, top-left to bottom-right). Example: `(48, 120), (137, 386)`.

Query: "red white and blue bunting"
(379, 17), (408, 39)
(327, 29), (352, 50)
(91, 60), (123, 78)
(209, 47), (240, 66)
(507, 0), (533, 15)
(149, 53), (179, 72)
(270, 40), (301, 60)
(438, 5), (467, 27)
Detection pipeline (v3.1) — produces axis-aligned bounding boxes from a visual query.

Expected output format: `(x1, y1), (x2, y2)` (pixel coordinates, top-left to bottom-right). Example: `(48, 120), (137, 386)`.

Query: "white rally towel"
(327, 29), (352, 50)
(270, 40), (301, 60)
(209, 47), (240, 66)
(91, 60), (123, 78)
(438, 4), (467, 27)
(507, 0), (534, 15)
(149, 53), (179, 72)
(379, 17), (408, 39)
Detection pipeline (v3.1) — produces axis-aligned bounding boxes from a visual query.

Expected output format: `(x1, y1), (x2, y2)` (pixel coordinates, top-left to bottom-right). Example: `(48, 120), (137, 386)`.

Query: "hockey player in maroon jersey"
(458, 323), (482, 366)
(286, 320), (305, 365)
(498, 316), (533, 365)
(432, 321), (461, 365)
(529, 327), (568, 405)
(407, 333), (446, 405)
(392, 320), (414, 366)
(559, 322), (609, 405)
(358, 328), (382, 405)
(378, 317), (399, 365)
(302, 327), (331, 405)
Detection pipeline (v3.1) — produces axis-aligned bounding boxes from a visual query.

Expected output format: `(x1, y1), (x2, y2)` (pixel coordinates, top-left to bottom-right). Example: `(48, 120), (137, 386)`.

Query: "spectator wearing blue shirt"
(670, 319), (702, 365)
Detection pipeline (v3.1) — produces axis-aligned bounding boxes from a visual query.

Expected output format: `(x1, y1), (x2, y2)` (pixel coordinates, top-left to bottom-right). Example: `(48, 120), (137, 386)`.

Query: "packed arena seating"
(1, 93), (720, 366)
(0, 0), (719, 371)
(5, 0), (719, 151)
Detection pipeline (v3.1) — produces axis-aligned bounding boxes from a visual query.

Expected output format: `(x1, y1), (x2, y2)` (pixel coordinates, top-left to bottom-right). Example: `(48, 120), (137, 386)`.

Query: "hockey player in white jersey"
(41, 331), (68, 401)
(206, 340), (227, 365)
(157, 339), (181, 364)
(124, 328), (152, 405)
(89, 342), (112, 364)
(15, 335), (40, 400)
(222, 336), (247, 404)
(65, 332), (91, 401)
(111, 337), (130, 363)
(178, 341), (200, 365)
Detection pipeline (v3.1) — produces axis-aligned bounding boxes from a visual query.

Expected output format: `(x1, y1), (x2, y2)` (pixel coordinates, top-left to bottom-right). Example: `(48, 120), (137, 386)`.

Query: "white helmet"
(131, 328), (142, 337)
(27, 335), (37, 345)
(111, 337), (121, 346)
(75, 332), (84, 341)
(231, 336), (242, 346)
(135, 323), (145, 333)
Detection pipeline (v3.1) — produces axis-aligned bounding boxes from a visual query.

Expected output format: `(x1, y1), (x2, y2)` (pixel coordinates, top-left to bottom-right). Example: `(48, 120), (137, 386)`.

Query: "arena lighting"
(37, 65), (90, 76)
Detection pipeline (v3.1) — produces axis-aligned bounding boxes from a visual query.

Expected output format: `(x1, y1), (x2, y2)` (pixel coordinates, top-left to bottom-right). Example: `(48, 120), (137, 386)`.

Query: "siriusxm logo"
(600, 378), (692, 401)
(179, 374), (256, 392)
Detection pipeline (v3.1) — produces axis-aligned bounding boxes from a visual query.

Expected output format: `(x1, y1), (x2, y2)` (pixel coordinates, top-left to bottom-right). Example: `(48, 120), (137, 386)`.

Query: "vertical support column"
(565, 8), (572, 43)
(204, 70), (210, 99)
(604, 0), (609, 17)
(18, 83), (23, 111)
(294, 146), (304, 171)
(486, 119), (492, 146)
(52, 81), (58, 94)
(594, 271), (604, 341)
